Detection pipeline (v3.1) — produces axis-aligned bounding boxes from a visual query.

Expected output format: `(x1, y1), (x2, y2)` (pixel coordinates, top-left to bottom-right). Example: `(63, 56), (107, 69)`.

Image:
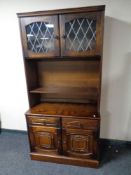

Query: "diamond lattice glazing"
(65, 18), (96, 51)
(26, 22), (55, 53)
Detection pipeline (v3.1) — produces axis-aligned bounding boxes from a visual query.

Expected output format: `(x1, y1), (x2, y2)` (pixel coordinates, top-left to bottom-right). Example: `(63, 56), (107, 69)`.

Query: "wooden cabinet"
(18, 5), (105, 168)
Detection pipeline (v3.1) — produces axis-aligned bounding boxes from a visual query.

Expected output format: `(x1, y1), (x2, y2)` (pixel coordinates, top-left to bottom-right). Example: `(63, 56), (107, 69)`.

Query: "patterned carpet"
(0, 131), (131, 175)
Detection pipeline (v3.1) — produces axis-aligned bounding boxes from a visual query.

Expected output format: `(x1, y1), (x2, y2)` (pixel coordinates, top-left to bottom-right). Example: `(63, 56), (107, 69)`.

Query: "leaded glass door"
(60, 12), (102, 57)
(20, 16), (60, 58)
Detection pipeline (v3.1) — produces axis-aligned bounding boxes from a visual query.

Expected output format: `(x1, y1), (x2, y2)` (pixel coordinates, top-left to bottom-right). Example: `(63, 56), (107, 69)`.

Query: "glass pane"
(65, 18), (96, 52)
(26, 22), (55, 53)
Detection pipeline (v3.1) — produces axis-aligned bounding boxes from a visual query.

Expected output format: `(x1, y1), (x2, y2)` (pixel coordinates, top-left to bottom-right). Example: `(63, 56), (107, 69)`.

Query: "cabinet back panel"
(37, 60), (100, 88)
(37, 60), (100, 102)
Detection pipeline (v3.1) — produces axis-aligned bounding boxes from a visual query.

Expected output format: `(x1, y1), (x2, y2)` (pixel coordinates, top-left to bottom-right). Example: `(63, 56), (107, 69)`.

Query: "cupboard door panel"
(20, 15), (60, 58)
(29, 125), (61, 155)
(62, 128), (98, 158)
(60, 12), (103, 57)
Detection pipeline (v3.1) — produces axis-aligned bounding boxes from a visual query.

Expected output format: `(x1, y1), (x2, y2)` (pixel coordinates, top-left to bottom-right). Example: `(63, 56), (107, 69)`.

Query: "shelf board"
(24, 55), (101, 61)
(30, 86), (98, 98)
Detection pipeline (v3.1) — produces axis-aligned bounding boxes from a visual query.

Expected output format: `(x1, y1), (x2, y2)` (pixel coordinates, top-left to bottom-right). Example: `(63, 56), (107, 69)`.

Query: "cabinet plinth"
(18, 5), (105, 168)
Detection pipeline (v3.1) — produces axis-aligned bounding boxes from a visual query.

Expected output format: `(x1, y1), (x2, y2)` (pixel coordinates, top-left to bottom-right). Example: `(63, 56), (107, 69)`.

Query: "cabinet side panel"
(97, 11), (105, 113)
(24, 60), (40, 107)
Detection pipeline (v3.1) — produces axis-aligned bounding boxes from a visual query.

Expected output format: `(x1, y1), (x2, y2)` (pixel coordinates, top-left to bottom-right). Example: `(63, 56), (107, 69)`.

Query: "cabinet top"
(17, 5), (105, 18)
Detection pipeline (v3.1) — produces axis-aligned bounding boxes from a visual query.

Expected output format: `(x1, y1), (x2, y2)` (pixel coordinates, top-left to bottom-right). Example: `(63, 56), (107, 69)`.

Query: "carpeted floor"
(0, 131), (131, 175)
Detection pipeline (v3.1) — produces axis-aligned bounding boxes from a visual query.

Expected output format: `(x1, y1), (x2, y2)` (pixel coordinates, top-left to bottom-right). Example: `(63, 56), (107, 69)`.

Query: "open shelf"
(30, 86), (98, 99)
(26, 102), (99, 118)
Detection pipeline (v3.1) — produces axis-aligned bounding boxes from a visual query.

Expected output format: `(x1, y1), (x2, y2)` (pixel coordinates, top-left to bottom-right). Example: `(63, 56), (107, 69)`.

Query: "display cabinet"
(17, 5), (105, 168)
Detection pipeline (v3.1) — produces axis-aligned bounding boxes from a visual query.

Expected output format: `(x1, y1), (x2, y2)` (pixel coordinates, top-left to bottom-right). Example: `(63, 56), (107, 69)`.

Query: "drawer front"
(26, 115), (60, 127)
(62, 118), (99, 130)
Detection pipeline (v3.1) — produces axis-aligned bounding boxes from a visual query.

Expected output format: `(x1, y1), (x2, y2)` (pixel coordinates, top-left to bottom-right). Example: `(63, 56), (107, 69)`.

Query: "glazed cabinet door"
(60, 12), (103, 57)
(62, 128), (98, 159)
(28, 125), (61, 155)
(19, 15), (60, 58)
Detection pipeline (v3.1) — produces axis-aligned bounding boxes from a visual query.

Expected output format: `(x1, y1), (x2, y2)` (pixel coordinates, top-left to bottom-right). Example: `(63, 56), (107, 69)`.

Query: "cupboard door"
(29, 125), (61, 155)
(60, 12), (103, 57)
(20, 15), (60, 58)
(62, 128), (98, 158)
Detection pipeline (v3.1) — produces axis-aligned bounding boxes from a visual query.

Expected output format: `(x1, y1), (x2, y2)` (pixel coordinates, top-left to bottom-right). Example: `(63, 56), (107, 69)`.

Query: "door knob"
(62, 34), (67, 39)
(53, 35), (59, 39)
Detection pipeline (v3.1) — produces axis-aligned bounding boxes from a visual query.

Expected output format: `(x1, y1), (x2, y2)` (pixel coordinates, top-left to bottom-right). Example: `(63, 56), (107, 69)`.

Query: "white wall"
(0, 0), (131, 140)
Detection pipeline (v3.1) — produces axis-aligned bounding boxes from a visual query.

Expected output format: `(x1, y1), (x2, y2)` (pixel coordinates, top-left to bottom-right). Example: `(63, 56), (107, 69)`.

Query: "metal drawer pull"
(31, 121), (57, 127)
(31, 122), (43, 125)
(45, 122), (57, 127)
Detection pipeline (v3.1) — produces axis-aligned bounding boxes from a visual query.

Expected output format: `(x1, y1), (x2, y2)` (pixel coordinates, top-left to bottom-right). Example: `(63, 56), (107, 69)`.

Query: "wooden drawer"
(62, 118), (99, 130)
(26, 115), (60, 127)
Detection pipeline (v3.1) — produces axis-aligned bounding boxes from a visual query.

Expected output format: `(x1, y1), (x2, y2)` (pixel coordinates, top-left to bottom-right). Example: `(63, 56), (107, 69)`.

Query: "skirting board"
(1, 128), (27, 134)
(101, 138), (131, 148)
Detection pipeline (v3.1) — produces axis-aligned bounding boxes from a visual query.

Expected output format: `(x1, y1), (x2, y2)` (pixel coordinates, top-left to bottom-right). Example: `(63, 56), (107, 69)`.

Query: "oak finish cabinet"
(17, 5), (105, 168)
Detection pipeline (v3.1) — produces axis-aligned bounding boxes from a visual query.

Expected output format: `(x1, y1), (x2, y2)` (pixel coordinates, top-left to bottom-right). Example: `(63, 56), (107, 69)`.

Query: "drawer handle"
(31, 121), (57, 127)
(31, 122), (43, 125)
(45, 123), (57, 127)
